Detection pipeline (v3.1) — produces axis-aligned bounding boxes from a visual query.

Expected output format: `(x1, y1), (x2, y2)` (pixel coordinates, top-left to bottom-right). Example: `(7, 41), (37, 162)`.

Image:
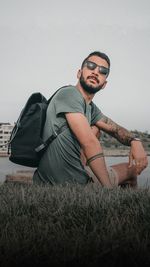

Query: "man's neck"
(76, 82), (94, 104)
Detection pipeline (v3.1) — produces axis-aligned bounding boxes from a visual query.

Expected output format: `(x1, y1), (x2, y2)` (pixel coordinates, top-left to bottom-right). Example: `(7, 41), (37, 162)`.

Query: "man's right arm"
(65, 112), (112, 188)
(95, 115), (148, 174)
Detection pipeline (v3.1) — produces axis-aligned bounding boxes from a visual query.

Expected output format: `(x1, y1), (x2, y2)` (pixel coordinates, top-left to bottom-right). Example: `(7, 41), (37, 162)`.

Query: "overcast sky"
(0, 0), (150, 132)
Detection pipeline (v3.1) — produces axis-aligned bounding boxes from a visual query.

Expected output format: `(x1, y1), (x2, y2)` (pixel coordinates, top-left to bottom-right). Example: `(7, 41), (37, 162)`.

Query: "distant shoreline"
(1, 149), (150, 158)
(0, 153), (9, 157)
(104, 149), (130, 157)
(0, 152), (10, 157)
(104, 149), (150, 156)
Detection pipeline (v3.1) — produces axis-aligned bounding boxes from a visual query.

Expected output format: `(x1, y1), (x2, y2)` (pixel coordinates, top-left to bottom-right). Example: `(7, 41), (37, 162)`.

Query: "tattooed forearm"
(96, 115), (134, 146)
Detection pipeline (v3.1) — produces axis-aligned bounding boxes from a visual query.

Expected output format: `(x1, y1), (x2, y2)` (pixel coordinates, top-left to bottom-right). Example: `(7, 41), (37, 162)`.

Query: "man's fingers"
(128, 153), (133, 168)
(136, 157), (148, 168)
(135, 157), (148, 174)
(128, 155), (148, 174)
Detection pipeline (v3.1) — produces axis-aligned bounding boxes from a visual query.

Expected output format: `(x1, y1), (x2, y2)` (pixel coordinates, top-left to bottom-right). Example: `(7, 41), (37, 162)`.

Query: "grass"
(0, 182), (150, 267)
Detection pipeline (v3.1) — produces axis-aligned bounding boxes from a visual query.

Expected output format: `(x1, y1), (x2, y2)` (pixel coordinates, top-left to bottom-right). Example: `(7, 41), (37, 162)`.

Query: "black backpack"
(8, 87), (66, 167)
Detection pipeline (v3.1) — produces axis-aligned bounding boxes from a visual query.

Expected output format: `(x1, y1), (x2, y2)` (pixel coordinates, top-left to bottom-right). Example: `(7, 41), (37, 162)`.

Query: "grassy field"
(0, 182), (150, 267)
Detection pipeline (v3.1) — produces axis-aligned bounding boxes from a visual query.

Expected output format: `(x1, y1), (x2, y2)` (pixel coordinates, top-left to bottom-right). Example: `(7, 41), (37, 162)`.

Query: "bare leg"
(111, 163), (137, 188)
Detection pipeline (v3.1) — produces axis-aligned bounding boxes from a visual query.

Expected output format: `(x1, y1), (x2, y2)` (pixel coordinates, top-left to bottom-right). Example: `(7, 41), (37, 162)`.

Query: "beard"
(80, 74), (104, 95)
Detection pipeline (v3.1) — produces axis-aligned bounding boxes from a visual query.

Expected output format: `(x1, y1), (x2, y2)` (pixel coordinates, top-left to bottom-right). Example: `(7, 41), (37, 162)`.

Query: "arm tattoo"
(99, 115), (134, 146)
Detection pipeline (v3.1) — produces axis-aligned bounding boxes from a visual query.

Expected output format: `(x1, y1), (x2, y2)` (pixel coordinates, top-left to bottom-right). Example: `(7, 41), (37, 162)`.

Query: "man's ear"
(77, 69), (82, 79)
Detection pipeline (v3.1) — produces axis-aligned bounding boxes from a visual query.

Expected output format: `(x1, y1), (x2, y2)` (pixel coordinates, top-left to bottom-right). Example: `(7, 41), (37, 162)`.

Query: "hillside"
(101, 130), (150, 156)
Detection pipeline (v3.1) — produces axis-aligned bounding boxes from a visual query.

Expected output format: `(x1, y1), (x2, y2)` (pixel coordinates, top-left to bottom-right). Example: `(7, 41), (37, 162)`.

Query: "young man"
(33, 51), (148, 188)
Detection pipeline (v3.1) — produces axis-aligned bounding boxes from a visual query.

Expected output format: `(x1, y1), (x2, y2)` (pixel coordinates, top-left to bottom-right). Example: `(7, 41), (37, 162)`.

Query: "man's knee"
(110, 163), (137, 187)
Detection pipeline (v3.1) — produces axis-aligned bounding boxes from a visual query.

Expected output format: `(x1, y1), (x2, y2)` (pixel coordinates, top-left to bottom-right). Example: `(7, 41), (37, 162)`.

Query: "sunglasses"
(84, 61), (109, 76)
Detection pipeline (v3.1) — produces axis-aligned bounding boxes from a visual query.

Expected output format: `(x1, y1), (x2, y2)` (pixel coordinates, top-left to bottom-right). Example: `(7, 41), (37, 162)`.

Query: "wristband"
(87, 152), (104, 165)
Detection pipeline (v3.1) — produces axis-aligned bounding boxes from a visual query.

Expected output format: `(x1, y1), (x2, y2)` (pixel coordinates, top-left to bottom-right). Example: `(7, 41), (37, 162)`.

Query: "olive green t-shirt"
(33, 85), (103, 184)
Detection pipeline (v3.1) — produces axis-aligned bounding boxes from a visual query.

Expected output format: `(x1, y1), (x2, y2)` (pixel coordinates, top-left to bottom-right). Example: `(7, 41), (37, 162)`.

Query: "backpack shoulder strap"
(47, 85), (71, 104)
(35, 85), (71, 153)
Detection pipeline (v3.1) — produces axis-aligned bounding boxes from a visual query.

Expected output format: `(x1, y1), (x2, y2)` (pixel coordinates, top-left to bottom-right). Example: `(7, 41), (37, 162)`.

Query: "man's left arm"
(95, 116), (148, 174)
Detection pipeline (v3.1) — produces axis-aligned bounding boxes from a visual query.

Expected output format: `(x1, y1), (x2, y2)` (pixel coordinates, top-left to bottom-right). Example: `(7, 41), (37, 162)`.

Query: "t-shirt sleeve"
(54, 86), (85, 116)
(91, 102), (103, 125)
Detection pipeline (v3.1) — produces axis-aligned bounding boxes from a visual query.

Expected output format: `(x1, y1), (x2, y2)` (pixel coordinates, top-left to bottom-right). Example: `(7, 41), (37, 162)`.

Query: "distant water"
(0, 156), (149, 188)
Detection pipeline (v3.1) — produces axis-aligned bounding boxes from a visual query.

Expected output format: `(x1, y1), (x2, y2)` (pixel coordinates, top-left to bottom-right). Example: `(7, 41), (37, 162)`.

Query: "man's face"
(78, 55), (109, 94)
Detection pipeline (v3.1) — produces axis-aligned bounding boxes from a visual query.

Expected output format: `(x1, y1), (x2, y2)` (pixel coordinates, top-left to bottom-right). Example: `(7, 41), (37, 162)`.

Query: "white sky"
(0, 0), (150, 132)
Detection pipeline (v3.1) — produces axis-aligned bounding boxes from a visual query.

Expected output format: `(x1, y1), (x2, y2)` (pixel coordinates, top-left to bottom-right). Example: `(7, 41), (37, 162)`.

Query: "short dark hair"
(81, 51), (110, 69)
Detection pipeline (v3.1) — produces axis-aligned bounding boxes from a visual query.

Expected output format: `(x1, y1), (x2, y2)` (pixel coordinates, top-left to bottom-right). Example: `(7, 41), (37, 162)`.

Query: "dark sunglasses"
(84, 60), (109, 76)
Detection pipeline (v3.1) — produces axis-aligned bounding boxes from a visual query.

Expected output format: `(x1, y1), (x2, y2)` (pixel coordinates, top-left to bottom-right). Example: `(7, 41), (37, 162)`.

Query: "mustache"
(87, 75), (99, 84)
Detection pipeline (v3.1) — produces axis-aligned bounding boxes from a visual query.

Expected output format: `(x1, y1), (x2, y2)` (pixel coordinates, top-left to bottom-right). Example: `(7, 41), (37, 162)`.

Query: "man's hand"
(129, 140), (148, 174)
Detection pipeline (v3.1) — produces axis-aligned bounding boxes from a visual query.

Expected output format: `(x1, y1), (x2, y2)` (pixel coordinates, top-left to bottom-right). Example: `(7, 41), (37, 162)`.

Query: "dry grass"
(0, 182), (150, 267)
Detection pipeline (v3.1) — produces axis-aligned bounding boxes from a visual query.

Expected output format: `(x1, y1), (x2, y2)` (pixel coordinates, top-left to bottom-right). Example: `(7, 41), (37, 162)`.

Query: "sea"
(0, 156), (149, 188)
